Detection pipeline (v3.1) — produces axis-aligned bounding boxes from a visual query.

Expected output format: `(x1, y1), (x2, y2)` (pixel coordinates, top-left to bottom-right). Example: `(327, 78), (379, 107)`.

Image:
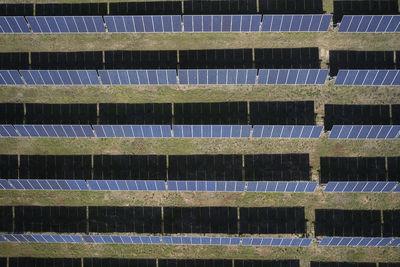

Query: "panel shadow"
(110, 1), (182, 15)
(324, 104), (390, 131)
(35, 3), (107, 16)
(315, 209), (381, 237)
(174, 102), (248, 125)
(168, 155), (243, 181)
(250, 101), (315, 125)
(329, 51), (395, 76)
(179, 49), (252, 69)
(184, 0), (257, 15)
(320, 157), (386, 183)
(255, 48), (320, 69)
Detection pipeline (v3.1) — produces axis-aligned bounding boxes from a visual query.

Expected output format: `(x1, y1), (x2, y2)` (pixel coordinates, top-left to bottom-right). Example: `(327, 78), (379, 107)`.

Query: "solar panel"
(246, 182), (317, 193)
(0, 70), (24, 85)
(0, 179), (13, 189)
(324, 181), (398, 192)
(178, 69), (257, 85)
(0, 125), (19, 137)
(98, 70), (176, 85)
(252, 125), (322, 138)
(329, 125), (400, 139)
(335, 70), (400, 86)
(183, 15), (261, 32)
(26, 16), (105, 33)
(338, 15), (400, 33)
(20, 70), (100, 85)
(319, 237), (393, 247)
(261, 15), (331, 32)
(257, 69), (328, 85)
(242, 238), (312, 246)
(172, 125), (251, 138)
(104, 16), (181, 33)
(0, 16), (30, 33)
(166, 181), (245, 192)
(13, 125), (94, 137)
(92, 125), (171, 138)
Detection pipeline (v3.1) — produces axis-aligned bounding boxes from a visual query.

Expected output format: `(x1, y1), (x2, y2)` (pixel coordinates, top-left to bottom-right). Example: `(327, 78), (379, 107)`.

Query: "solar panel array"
(104, 16), (182, 33)
(0, 179), (321, 193)
(0, 15), (334, 34)
(338, 15), (400, 33)
(319, 237), (395, 247)
(183, 15), (261, 32)
(99, 70), (177, 85)
(247, 182), (318, 193)
(178, 69), (257, 85)
(241, 238), (313, 246)
(0, 16), (30, 33)
(0, 234), (313, 247)
(0, 70), (25, 85)
(334, 70), (400, 86)
(257, 69), (328, 85)
(252, 125), (323, 138)
(88, 180), (166, 191)
(324, 182), (399, 193)
(93, 125), (172, 138)
(20, 70), (100, 85)
(15, 125), (95, 137)
(261, 15), (332, 32)
(26, 16), (105, 33)
(329, 125), (400, 139)
(172, 125), (252, 138)
(0, 69), (331, 86)
(167, 181), (246, 192)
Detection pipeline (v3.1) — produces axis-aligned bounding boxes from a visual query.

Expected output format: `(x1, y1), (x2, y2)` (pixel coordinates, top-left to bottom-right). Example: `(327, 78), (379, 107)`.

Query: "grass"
(1, 189), (399, 209)
(1, 32), (400, 53)
(0, 243), (399, 263)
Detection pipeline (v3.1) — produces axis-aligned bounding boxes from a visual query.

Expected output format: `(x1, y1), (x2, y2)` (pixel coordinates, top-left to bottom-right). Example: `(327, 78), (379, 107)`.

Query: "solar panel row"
(241, 238), (313, 247)
(88, 180), (166, 191)
(252, 125), (323, 138)
(93, 125), (172, 138)
(261, 15), (332, 32)
(319, 237), (394, 247)
(329, 125), (400, 139)
(0, 69), (330, 86)
(15, 125), (95, 137)
(99, 70), (177, 85)
(247, 182), (318, 193)
(0, 234), (313, 247)
(0, 179), (324, 193)
(172, 125), (252, 138)
(335, 70), (400, 86)
(27, 16), (105, 33)
(257, 69), (328, 85)
(2, 125), (400, 139)
(339, 15), (400, 33)
(1, 15), (333, 34)
(167, 181), (246, 192)
(20, 70), (100, 85)
(178, 69), (257, 85)
(183, 15), (261, 32)
(105, 15), (182, 33)
(324, 182), (398, 193)
(0, 16), (30, 33)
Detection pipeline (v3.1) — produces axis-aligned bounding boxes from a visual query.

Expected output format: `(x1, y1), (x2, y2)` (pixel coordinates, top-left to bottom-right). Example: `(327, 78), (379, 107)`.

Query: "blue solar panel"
(99, 70), (176, 85)
(261, 15), (331, 32)
(20, 70), (99, 85)
(336, 70), (400, 86)
(105, 16), (181, 33)
(247, 181), (317, 193)
(26, 16), (105, 33)
(324, 181), (398, 192)
(257, 69), (328, 85)
(183, 15), (261, 32)
(319, 237), (394, 247)
(0, 70), (24, 85)
(339, 15), (400, 33)
(0, 16), (30, 33)
(178, 69), (256, 85)
(251, 125), (322, 138)
(329, 125), (400, 139)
